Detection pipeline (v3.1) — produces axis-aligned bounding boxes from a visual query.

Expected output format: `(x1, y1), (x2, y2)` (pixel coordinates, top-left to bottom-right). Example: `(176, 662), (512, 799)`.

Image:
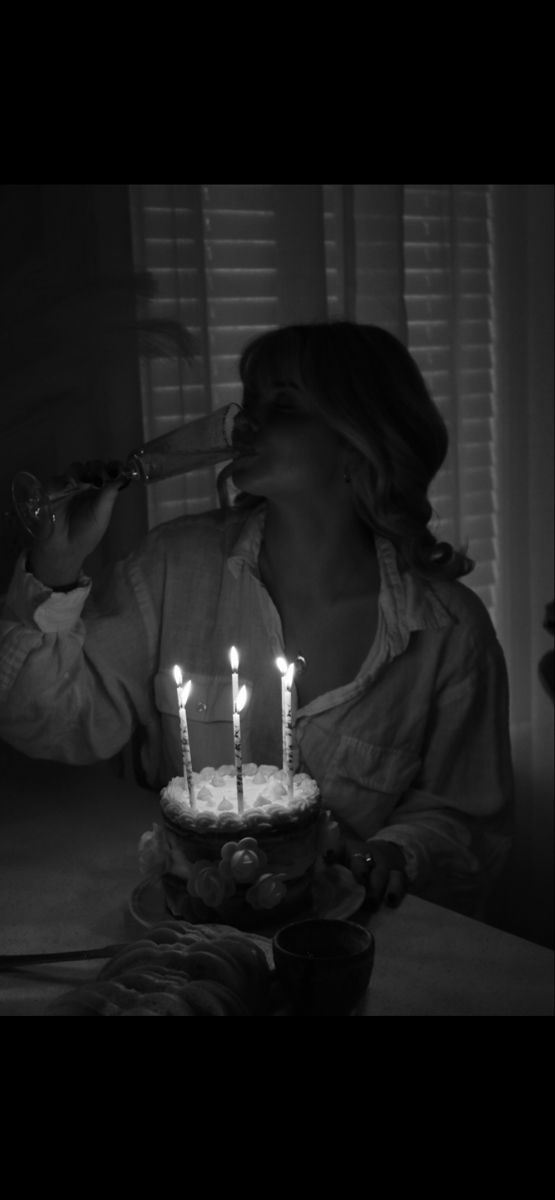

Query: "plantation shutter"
(403, 185), (496, 617)
(324, 183), (497, 619)
(324, 184), (406, 337)
(131, 183), (496, 618)
(129, 184), (326, 528)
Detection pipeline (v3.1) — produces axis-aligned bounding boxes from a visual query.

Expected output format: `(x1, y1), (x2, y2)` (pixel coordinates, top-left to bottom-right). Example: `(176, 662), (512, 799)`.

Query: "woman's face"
(231, 376), (346, 499)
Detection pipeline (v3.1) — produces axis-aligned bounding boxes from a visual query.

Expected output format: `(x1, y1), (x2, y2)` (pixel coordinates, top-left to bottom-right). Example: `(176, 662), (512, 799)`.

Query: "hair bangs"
(239, 326), (306, 397)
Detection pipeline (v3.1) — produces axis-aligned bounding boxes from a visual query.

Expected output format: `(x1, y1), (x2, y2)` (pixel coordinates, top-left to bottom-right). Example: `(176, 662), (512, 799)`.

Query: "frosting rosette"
(187, 860), (236, 908)
(214, 812), (243, 833)
(220, 837), (267, 884)
(246, 872), (287, 910)
(160, 767), (320, 836)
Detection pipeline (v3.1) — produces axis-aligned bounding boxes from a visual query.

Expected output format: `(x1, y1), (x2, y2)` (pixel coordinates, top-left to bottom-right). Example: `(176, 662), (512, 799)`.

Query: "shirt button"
(196, 701), (208, 714)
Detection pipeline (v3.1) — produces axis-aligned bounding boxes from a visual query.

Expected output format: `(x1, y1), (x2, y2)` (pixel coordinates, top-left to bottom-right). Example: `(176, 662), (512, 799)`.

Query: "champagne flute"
(11, 402), (241, 540)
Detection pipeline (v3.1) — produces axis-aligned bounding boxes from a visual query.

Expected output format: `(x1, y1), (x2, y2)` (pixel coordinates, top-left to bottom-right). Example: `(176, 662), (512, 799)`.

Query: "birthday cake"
(139, 764), (327, 930)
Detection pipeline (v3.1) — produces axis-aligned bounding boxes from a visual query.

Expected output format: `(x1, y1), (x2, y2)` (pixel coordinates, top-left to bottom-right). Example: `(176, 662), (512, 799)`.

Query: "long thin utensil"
(0, 945), (125, 969)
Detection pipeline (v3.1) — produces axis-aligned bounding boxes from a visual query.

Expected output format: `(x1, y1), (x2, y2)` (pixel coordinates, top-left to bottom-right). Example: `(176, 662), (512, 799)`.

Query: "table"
(1, 753), (553, 1016)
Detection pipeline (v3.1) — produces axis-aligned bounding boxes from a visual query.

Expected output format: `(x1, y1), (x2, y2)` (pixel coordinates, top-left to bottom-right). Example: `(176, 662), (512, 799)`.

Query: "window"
(131, 184), (496, 618)
(403, 185), (496, 614)
(130, 185), (280, 526)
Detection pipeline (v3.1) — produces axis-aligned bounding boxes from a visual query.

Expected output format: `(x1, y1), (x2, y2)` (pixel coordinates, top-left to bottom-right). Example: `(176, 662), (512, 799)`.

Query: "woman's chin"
(230, 457), (262, 487)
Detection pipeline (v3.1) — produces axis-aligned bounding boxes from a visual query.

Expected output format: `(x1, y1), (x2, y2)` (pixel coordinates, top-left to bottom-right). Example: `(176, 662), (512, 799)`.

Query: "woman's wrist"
(27, 552), (85, 590)
(48, 579), (83, 593)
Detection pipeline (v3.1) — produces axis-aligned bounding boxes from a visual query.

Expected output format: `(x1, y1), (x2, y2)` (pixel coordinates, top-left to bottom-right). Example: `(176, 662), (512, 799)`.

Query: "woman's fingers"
(29, 476), (121, 588)
(350, 852), (388, 904)
(383, 869), (407, 908)
(60, 478), (120, 540)
(350, 847), (407, 909)
(88, 479), (121, 529)
(366, 862), (389, 905)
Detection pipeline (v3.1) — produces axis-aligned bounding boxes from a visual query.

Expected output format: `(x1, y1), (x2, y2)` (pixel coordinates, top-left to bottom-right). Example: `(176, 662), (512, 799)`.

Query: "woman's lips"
(232, 445), (258, 461)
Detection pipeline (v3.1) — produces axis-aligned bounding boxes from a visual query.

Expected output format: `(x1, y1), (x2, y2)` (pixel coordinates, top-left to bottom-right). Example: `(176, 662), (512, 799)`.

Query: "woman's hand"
(350, 839), (408, 909)
(29, 462), (123, 588)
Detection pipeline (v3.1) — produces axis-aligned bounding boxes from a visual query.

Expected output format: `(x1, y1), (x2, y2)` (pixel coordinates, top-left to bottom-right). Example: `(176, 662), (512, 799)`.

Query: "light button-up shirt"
(0, 504), (514, 913)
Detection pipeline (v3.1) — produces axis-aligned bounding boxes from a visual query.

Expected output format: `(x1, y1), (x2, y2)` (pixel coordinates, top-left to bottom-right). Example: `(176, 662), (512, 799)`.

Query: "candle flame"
(236, 684), (248, 714)
(276, 656), (288, 675)
(229, 645), (239, 671)
(174, 666), (191, 704)
(285, 662), (296, 689)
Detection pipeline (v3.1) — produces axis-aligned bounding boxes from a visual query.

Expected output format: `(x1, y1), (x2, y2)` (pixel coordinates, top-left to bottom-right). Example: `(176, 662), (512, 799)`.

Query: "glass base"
(11, 472), (54, 540)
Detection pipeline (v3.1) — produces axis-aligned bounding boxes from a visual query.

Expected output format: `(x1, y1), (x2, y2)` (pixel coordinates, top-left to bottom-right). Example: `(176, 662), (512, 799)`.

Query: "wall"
(526, 184), (554, 948)
(486, 184), (554, 948)
(0, 184), (147, 593)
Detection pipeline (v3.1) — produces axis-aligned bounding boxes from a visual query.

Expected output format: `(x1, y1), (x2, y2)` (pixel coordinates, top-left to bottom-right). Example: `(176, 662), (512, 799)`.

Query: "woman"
(0, 322), (514, 915)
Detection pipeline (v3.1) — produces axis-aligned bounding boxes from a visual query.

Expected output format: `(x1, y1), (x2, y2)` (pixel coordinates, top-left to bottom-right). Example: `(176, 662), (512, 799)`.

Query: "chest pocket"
(154, 671), (237, 774)
(322, 735), (421, 841)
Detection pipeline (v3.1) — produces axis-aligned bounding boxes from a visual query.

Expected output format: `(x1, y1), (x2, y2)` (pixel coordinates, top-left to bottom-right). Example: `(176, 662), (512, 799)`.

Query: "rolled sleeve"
(0, 551), (155, 766)
(375, 638), (515, 904)
(0, 555), (90, 691)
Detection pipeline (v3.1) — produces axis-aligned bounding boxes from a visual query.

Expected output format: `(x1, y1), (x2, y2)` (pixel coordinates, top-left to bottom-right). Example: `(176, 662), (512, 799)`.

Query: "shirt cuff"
(7, 552), (92, 633)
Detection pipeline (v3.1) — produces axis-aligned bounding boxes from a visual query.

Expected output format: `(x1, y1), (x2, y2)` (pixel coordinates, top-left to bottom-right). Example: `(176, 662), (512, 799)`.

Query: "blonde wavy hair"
(218, 321), (474, 581)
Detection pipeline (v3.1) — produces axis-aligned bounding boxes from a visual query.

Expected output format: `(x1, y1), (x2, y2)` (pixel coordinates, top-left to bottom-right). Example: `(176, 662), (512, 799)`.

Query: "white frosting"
(161, 763), (320, 837)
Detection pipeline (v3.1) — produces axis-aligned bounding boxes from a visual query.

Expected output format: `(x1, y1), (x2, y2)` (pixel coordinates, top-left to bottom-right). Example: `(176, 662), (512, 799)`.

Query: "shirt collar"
(376, 536), (454, 657)
(226, 505), (454, 647)
(226, 505), (266, 579)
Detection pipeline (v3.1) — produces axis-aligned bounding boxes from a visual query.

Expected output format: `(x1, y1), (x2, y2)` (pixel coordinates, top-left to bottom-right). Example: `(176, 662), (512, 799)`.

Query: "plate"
(128, 865), (366, 939)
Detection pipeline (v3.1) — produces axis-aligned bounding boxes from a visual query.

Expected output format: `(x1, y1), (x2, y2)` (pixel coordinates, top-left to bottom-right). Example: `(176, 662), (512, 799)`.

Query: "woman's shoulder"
(425, 572), (500, 651)
(380, 536), (499, 649)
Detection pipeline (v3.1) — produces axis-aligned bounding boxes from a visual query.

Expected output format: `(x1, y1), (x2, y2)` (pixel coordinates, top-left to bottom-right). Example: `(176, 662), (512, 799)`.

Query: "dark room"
(0, 184), (552, 1016)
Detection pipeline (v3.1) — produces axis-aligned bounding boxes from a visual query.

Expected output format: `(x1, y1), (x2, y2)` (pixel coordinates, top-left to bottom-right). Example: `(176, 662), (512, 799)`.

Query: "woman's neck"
(260, 497), (378, 604)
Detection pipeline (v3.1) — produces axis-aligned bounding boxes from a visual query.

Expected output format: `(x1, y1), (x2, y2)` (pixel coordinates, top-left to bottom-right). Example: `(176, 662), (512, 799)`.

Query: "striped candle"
(276, 656), (288, 773)
(284, 661), (296, 803)
(233, 684), (248, 814)
(173, 666), (195, 809)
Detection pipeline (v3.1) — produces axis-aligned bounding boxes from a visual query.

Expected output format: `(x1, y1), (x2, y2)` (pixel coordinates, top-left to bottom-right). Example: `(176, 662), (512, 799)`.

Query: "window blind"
(131, 184), (497, 620)
(130, 184), (279, 526)
(323, 184), (405, 336)
(403, 185), (497, 617)
(324, 183), (497, 618)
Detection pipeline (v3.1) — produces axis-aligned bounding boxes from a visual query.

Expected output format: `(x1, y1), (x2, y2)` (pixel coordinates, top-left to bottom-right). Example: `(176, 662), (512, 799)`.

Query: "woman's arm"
(0, 549), (157, 766)
(370, 637), (515, 913)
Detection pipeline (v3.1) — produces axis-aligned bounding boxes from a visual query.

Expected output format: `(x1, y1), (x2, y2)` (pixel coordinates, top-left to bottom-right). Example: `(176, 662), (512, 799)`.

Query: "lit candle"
(229, 646), (240, 810)
(173, 666), (195, 809)
(229, 645), (239, 713)
(233, 684), (248, 814)
(284, 661), (296, 803)
(276, 656), (288, 774)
